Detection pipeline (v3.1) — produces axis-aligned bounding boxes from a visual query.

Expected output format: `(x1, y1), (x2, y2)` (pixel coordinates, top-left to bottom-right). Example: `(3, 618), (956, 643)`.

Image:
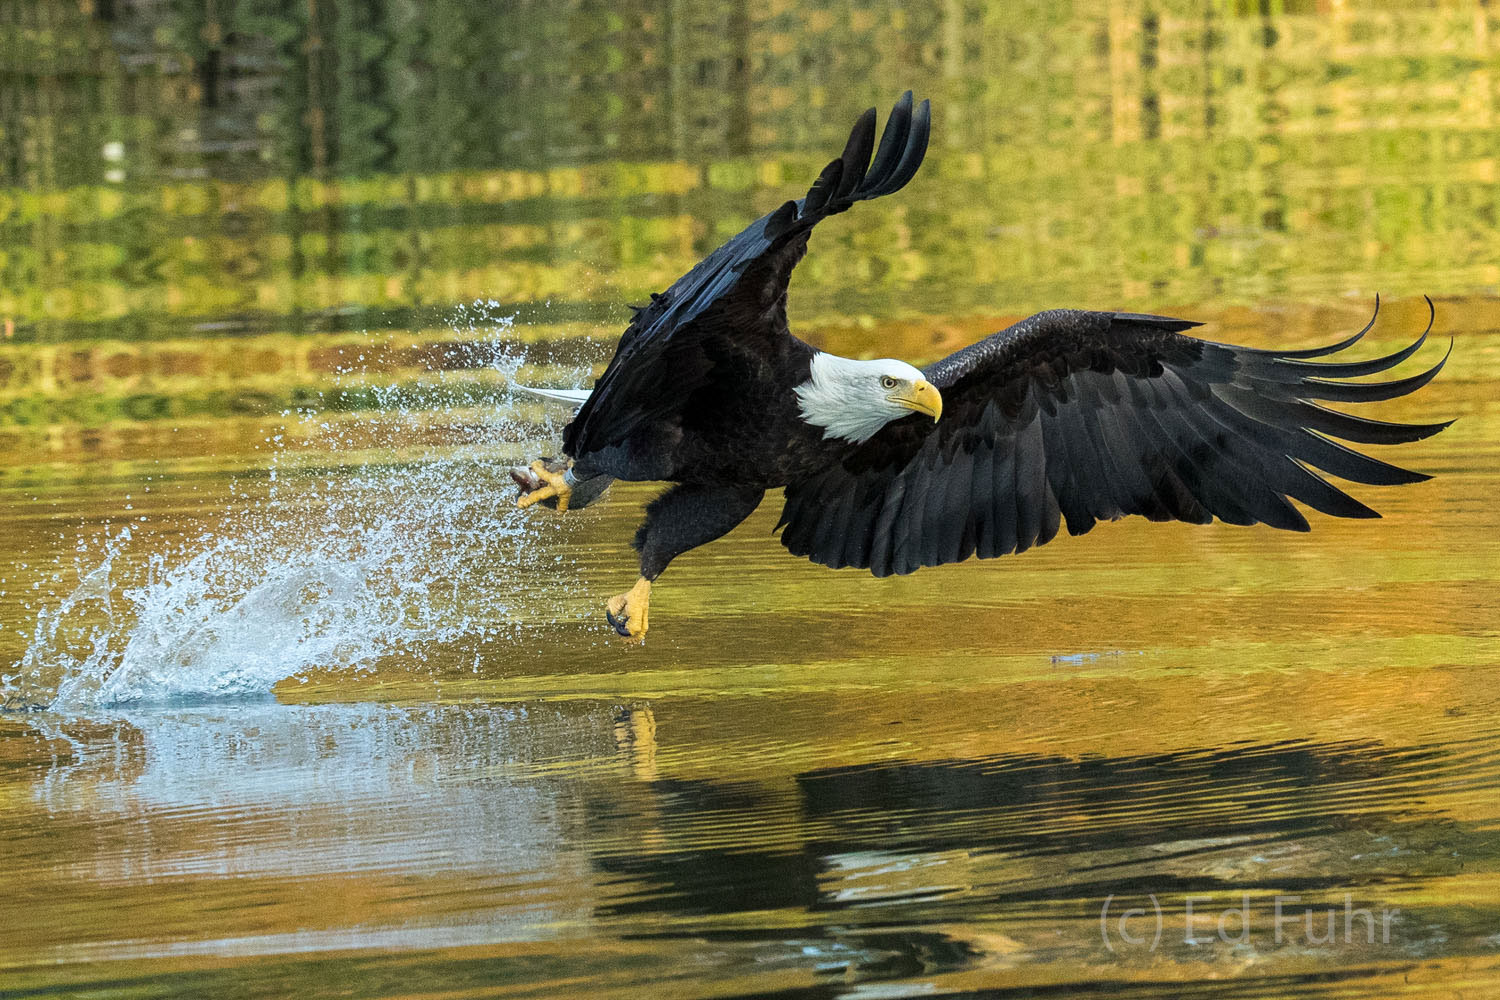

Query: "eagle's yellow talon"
(515, 460), (573, 512)
(605, 577), (651, 641)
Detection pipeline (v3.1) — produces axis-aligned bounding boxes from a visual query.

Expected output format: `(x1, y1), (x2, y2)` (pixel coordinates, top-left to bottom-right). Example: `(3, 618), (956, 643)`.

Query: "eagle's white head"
(794, 353), (944, 444)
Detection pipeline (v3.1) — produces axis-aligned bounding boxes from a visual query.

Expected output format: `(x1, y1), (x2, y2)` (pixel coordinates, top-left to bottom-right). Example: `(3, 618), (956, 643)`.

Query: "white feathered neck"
(794, 352), (927, 445)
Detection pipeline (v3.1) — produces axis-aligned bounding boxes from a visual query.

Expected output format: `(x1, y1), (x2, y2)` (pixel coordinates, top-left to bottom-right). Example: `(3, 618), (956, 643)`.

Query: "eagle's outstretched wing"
(778, 301), (1451, 577)
(565, 92), (931, 464)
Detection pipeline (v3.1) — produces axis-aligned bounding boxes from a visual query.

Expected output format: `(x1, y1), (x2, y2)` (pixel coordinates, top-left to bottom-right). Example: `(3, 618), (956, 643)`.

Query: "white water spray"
(2, 303), (592, 713)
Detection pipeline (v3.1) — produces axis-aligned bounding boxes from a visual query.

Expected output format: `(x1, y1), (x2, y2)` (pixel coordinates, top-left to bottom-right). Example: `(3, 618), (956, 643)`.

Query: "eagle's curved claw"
(515, 460), (573, 512)
(605, 578), (652, 642)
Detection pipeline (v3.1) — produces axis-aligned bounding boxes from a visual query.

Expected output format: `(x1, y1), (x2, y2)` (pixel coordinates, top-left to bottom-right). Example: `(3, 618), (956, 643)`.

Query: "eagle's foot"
(514, 460), (573, 512)
(605, 578), (652, 642)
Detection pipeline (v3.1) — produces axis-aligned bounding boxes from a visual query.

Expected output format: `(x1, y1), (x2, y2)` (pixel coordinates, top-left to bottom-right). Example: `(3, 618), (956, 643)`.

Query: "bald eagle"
(513, 92), (1450, 640)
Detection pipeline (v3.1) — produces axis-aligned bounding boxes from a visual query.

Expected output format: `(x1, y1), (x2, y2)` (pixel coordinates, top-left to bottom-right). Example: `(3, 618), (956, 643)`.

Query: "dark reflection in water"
(593, 739), (1496, 923)
(3, 692), (1499, 998)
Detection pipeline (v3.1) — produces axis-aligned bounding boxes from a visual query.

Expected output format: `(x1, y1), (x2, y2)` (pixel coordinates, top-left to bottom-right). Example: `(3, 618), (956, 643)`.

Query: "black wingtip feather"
(833, 107), (878, 201)
(1218, 386), (1453, 446)
(1267, 296), (1431, 378)
(864, 91), (913, 195)
(1271, 330), (1428, 379)
(803, 159), (843, 216)
(869, 98), (930, 198)
(765, 199), (800, 238)
(1253, 295), (1381, 359)
(792, 94), (927, 223)
(1301, 340), (1450, 403)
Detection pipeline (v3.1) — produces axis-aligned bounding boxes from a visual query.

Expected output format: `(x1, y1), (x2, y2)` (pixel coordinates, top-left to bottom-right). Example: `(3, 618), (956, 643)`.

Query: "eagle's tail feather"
(513, 384), (592, 407)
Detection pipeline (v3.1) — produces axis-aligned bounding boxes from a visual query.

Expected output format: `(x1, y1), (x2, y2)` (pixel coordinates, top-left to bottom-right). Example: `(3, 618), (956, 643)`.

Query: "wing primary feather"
(1277, 461), (1382, 519)
(1298, 344), (1450, 402)
(869, 98), (931, 197)
(1155, 369), (1309, 529)
(1126, 377), (1248, 522)
(803, 159), (843, 216)
(1134, 392), (1259, 526)
(1233, 295), (1380, 359)
(1194, 374), (1393, 513)
(1194, 383), (1379, 518)
(863, 91), (913, 194)
(1286, 428), (1431, 485)
(764, 199), (800, 239)
(1039, 471), (1063, 546)
(1248, 329), (1429, 379)
(1169, 390), (1342, 528)
(1108, 370), (1202, 521)
(1121, 402), (1214, 523)
(833, 107), (878, 201)
(1205, 384), (1431, 485)
(1214, 384), (1452, 445)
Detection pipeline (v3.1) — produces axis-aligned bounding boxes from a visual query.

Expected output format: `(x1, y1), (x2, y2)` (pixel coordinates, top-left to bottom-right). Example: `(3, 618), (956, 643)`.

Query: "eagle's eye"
(880, 376), (899, 390)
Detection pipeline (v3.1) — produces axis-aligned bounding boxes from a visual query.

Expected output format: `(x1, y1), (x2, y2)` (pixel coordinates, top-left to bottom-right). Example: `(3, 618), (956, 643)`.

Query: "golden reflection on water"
(2, 1), (1500, 998)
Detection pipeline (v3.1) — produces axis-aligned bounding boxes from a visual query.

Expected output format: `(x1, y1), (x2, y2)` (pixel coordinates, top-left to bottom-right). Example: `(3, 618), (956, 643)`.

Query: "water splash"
(3, 302), (591, 713)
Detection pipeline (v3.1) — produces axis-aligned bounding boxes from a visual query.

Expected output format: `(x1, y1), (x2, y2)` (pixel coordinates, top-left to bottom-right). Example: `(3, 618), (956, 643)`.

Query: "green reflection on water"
(1, 0), (1497, 474)
(3, 1), (1499, 347)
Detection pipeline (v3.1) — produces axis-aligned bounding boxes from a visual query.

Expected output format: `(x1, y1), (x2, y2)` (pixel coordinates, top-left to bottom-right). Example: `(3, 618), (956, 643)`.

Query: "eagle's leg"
(515, 460), (573, 512)
(607, 483), (765, 641)
(513, 460), (615, 512)
(606, 578), (652, 640)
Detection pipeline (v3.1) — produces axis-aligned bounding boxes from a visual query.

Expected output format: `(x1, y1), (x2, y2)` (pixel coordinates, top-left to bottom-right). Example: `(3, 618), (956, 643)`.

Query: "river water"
(2, 3), (1498, 998)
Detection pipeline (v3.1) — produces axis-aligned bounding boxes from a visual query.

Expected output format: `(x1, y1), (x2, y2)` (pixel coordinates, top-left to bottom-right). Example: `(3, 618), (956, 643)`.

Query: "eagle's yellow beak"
(895, 379), (942, 422)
